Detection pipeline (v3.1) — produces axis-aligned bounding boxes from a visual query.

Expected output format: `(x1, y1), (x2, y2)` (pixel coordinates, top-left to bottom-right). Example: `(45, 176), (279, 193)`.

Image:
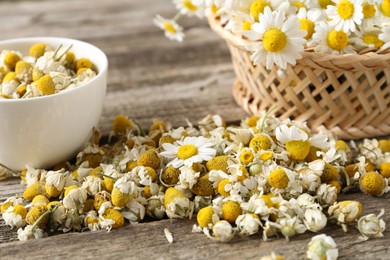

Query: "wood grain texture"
(0, 0), (389, 259)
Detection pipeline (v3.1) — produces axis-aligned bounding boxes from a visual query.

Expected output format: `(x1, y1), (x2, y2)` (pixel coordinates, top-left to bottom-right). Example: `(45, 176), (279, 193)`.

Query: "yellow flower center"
(363, 33), (384, 48)
(221, 200), (242, 223)
(211, 4), (218, 14)
(197, 206), (214, 227)
(299, 18), (315, 40)
(260, 151), (273, 161)
(318, 0), (334, 9)
(263, 28), (287, 53)
(218, 179), (231, 196)
(380, 162), (390, 178)
(292, 2), (305, 9)
(242, 20), (252, 31)
(268, 168), (289, 189)
(362, 3), (376, 18)
(112, 115), (133, 134)
(239, 150), (255, 165)
(359, 171), (386, 196)
(286, 140), (311, 161)
(381, 0), (390, 17)
(184, 0), (197, 11)
(250, 134), (271, 152)
(337, 0), (355, 19)
(163, 21), (176, 33)
(327, 30), (349, 51)
(178, 144), (198, 160)
(378, 139), (390, 153)
(250, 0), (271, 22)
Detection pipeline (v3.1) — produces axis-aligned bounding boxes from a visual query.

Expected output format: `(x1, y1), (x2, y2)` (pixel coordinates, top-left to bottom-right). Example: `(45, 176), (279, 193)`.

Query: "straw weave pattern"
(209, 16), (390, 139)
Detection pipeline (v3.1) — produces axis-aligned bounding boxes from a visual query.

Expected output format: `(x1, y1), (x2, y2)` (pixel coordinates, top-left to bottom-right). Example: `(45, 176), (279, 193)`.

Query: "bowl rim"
(0, 36), (108, 103)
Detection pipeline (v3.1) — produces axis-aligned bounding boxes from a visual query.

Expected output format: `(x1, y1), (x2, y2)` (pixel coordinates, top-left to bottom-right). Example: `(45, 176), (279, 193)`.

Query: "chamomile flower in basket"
(155, 0), (390, 139)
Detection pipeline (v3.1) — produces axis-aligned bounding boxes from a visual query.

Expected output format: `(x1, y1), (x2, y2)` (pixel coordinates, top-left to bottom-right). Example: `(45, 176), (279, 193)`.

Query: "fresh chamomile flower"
(307, 234), (339, 260)
(276, 125), (328, 161)
(357, 209), (386, 240)
(297, 7), (325, 40)
(312, 22), (356, 54)
(245, 7), (307, 70)
(174, 0), (205, 18)
(350, 28), (384, 49)
(160, 136), (216, 168)
(361, 1), (381, 28)
(379, 24), (390, 49)
(326, 0), (363, 32)
(154, 15), (185, 42)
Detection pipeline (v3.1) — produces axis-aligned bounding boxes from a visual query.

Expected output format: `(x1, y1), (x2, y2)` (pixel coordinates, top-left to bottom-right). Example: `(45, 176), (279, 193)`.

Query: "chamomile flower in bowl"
(0, 37), (107, 170)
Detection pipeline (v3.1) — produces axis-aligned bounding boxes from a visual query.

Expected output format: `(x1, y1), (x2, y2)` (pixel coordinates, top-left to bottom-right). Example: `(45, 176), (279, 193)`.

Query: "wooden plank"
(0, 191), (389, 259)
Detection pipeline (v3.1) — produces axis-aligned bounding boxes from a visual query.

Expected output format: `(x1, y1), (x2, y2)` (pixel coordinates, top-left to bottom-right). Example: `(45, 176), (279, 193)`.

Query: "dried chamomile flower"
(15, 61), (32, 83)
(29, 43), (48, 58)
(1, 196), (24, 214)
(31, 195), (50, 206)
(35, 74), (55, 95)
(164, 187), (194, 219)
(205, 220), (235, 243)
(328, 200), (363, 230)
(122, 200), (146, 224)
(63, 187), (88, 213)
(206, 155), (230, 172)
(84, 210), (100, 231)
(111, 176), (136, 207)
(359, 171), (388, 196)
(82, 175), (103, 196)
(357, 209), (386, 241)
(316, 183), (338, 207)
(380, 161), (390, 178)
(4, 52), (21, 71)
(146, 195), (166, 219)
(191, 174), (215, 196)
(303, 206), (327, 232)
(48, 203), (67, 230)
(26, 204), (49, 228)
(23, 181), (44, 201)
(307, 234), (339, 260)
(235, 213), (261, 235)
(3, 205), (27, 228)
(94, 191), (112, 211)
(17, 225), (46, 241)
(221, 200), (242, 223)
(138, 149), (161, 170)
(112, 115), (134, 135)
(249, 134), (272, 152)
(45, 169), (68, 197)
(101, 208), (124, 230)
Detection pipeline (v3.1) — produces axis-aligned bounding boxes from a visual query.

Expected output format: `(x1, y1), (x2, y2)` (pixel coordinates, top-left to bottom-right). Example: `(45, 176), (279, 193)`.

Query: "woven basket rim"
(208, 15), (390, 70)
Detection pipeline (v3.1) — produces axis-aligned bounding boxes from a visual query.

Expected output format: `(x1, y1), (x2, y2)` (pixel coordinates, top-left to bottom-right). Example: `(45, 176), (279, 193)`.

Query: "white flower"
(174, 0), (205, 18)
(316, 183), (338, 206)
(63, 187), (88, 213)
(357, 209), (386, 240)
(84, 210), (100, 231)
(178, 166), (200, 189)
(277, 216), (307, 240)
(235, 213), (262, 235)
(312, 22), (356, 54)
(122, 200), (146, 224)
(304, 207), (327, 232)
(81, 176), (102, 196)
(206, 220), (235, 242)
(160, 136), (216, 168)
(245, 7), (307, 70)
(326, 0), (363, 32)
(114, 176), (137, 195)
(3, 206), (26, 229)
(45, 169), (67, 191)
(296, 7), (325, 40)
(153, 15), (185, 42)
(17, 225), (46, 241)
(307, 234), (339, 260)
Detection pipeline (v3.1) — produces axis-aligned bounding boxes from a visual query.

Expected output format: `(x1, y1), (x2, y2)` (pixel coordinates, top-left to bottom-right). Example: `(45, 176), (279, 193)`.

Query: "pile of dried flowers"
(0, 43), (97, 99)
(1, 113), (388, 259)
(155, 0), (390, 69)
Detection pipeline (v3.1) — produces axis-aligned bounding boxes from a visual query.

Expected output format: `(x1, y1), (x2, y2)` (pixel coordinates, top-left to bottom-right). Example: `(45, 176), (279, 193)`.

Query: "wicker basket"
(208, 16), (390, 139)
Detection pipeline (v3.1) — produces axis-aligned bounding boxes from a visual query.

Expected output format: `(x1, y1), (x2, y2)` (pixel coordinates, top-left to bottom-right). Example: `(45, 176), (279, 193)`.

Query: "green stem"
(260, 106), (278, 133)
(97, 172), (117, 180)
(52, 44), (63, 59)
(172, 12), (181, 22)
(31, 205), (59, 230)
(55, 44), (73, 61)
(360, 146), (378, 160)
(0, 162), (20, 177)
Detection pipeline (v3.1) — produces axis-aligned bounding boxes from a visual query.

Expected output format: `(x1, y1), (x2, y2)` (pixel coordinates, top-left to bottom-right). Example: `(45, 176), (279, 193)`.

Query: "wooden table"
(0, 0), (389, 259)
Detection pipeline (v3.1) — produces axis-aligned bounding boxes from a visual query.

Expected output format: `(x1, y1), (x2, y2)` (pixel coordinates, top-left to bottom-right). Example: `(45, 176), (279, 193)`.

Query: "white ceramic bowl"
(0, 37), (108, 170)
